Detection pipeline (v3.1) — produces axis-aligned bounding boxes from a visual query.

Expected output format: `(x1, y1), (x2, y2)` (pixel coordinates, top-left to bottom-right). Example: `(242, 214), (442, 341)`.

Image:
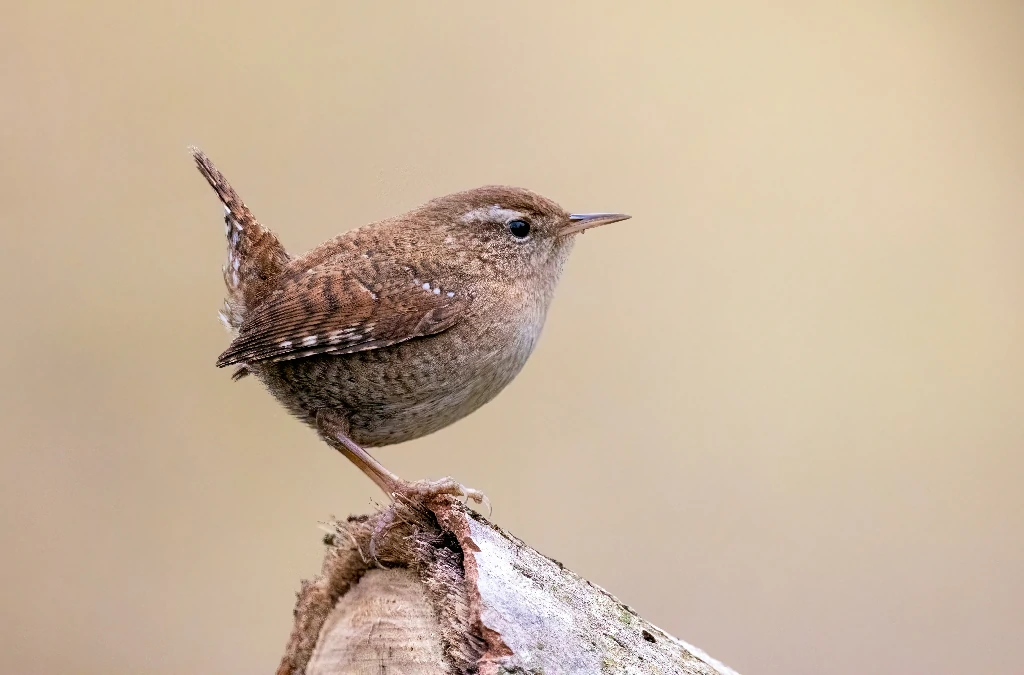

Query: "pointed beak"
(561, 212), (632, 237)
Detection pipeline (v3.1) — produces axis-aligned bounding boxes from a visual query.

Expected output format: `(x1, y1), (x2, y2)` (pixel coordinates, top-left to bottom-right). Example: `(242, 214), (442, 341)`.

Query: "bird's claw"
(388, 476), (492, 517)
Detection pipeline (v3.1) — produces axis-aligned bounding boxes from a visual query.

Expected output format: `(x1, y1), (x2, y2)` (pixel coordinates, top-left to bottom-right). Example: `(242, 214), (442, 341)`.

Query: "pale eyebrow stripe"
(460, 205), (524, 223)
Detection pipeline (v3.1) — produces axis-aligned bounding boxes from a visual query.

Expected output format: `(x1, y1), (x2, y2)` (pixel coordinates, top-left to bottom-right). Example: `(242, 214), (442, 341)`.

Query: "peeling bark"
(277, 498), (738, 675)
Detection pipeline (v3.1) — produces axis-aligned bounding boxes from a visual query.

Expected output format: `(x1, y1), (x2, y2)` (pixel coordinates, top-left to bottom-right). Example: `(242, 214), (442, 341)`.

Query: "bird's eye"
(508, 219), (531, 238)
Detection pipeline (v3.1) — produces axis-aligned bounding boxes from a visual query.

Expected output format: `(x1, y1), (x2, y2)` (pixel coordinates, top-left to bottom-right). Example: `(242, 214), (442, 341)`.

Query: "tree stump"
(276, 497), (738, 675)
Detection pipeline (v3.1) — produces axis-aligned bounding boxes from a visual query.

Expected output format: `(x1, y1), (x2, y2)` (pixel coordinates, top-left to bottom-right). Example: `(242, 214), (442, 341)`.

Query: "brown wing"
(216, 265), (469, 367)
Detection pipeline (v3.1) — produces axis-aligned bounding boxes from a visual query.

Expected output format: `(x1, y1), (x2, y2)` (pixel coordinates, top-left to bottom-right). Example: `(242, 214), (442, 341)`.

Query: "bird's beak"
(561, 212), (632, 237)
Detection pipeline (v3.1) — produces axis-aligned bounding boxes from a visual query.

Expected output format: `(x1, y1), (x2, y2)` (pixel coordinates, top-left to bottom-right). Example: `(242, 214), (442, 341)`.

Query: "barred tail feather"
(190, 146), (290, 330)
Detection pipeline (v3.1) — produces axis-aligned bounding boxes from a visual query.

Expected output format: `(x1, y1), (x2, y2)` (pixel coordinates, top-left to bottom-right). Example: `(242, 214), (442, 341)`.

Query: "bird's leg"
(315, 409), (396, 495)
(315, 409), (489, 512)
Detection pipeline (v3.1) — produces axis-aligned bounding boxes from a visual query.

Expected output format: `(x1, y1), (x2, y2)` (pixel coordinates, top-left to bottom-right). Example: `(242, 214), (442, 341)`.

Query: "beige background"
(1, 2), (1022, 674)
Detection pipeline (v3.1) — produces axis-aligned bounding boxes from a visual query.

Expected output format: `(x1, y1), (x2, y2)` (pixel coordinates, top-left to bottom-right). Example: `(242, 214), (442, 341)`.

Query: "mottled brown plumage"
(191, 147), (629, 506)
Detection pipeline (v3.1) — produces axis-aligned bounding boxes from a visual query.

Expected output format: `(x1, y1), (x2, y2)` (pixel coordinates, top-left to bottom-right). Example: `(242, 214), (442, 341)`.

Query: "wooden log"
(276, 497), (739, 675)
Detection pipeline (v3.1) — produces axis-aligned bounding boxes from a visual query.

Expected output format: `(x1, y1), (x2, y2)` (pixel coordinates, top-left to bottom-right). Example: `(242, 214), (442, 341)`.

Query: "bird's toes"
(391, 476), (491, 516)
(367, 503), (400, 566)
(462, 488), (492, 517)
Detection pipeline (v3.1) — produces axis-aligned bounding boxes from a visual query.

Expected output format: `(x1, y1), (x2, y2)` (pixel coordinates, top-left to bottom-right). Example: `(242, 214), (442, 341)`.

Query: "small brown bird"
(192, 147), (629, 507)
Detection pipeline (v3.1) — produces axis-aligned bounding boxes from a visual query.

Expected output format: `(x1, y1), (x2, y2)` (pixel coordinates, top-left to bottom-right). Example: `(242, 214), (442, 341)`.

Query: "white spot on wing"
(356, 282), (378, 300)
(302, 335), (318, 346)
(422, 282), (430, 290)
(446, 291), (455, 297)
(280, 340), (292, 348)
(433, 287), (440, 294)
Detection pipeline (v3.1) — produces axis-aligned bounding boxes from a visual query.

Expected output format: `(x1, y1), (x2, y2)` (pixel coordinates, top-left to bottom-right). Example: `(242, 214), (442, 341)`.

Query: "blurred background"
(1, 2), (1022, 674)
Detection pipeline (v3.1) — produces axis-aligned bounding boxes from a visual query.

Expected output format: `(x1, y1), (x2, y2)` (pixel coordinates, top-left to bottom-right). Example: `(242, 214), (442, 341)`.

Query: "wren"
(191, 147), (630, 508)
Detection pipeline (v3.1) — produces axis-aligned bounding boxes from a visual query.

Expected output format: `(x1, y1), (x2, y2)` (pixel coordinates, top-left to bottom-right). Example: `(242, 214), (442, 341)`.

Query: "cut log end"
(277, 497), (738, 675)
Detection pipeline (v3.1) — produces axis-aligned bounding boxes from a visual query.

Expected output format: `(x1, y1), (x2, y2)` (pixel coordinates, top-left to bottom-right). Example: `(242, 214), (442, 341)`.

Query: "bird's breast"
(258, 293), (551, 447)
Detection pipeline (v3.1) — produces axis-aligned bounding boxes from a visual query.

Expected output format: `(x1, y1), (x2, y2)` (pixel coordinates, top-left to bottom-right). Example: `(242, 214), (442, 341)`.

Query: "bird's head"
(414, 185), (630, 281)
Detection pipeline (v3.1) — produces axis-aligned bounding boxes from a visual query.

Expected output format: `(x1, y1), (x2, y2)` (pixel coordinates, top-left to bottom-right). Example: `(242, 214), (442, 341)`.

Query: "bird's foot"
(385, 476), (491, 516)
